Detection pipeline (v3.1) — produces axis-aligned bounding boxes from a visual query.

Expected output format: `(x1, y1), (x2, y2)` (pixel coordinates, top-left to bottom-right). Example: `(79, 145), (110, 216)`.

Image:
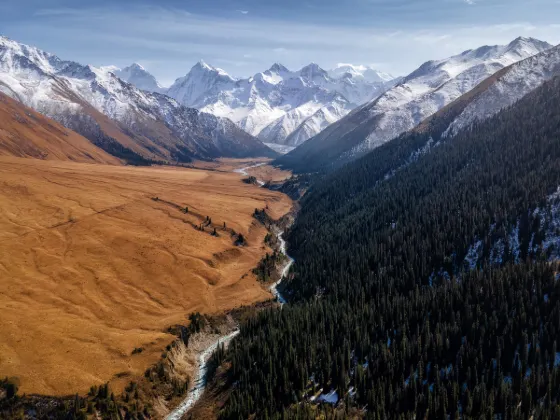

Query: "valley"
(0, 157), (291, 397)
(1, 18), (560, 419)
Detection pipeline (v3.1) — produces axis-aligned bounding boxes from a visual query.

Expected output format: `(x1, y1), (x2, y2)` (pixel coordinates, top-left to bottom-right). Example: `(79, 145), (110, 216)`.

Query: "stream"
(269, 231), (294, 304)
(165, 163), (294, 418)
(233, 162), (266, 186)
(165, 330), (240, 420)
(235, 163), (294, 303)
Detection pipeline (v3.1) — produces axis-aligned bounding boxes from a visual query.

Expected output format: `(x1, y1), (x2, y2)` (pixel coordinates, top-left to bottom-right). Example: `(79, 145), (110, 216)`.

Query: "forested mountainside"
(218, 76), (560, 419)
(275, 37), (552, 174)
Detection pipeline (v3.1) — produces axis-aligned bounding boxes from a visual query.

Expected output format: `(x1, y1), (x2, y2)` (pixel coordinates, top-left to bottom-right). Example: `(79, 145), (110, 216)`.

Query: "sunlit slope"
(0, 157), (291, 395)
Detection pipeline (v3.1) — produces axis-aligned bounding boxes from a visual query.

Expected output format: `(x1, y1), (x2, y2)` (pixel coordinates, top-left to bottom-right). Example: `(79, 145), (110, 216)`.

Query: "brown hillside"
(0, 157), (291, 396)
(0, 92), (120, 164)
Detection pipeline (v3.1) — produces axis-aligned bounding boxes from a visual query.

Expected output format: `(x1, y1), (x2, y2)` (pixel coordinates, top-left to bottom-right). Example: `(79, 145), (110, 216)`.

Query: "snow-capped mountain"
(113, 63), (166, 93)
(329, 63), (395, 84)
(276, 37), (553, 172)
(164, 61), (398, 146)
(0, 36), (275, 163)
(442, 44), (560, 137)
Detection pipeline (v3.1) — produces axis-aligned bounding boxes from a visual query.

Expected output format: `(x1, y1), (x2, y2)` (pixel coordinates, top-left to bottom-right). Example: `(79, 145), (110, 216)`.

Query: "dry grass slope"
(0, 92), (120, 165)
(0, 157), (291, 396)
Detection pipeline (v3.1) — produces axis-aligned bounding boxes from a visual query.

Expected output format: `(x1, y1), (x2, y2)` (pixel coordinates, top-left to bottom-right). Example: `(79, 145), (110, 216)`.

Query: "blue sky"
(1, 0), (559, 85)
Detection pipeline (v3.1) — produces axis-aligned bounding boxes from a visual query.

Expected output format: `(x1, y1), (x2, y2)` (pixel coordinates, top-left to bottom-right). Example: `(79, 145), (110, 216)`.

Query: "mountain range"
(115, 60), (398, 148)
(275, 37), (554, 172)
(0, 36), (275, 164)
(2, 35), (559, 172)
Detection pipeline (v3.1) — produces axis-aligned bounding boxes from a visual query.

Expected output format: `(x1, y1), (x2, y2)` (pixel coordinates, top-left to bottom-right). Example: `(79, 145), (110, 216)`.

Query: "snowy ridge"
(163, 60), (398, 146)
(329, 63), (395, 83)
(0, 36), (274, 161)
(360, 37), (552, 151)
(444, 44), (560, 136)
(279, 37), (552, 170)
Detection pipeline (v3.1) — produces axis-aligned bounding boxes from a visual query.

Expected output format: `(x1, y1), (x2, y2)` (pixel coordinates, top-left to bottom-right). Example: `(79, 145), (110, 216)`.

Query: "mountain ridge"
(275, 36), (553, 172)
(120, 58), (399, 147)
(0, 36), (276, 163)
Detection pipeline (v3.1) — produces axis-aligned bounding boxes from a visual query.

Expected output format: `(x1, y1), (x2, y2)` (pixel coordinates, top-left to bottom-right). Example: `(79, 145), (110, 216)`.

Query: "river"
(165, 163), (294, 418)
(165, 330), (240, 420)
(233, 162), (266, 186)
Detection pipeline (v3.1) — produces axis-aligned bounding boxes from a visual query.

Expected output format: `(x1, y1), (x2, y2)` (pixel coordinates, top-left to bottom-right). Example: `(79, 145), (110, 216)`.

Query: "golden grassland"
(190, 157), (292, 183)
(0, 156), (291, 396)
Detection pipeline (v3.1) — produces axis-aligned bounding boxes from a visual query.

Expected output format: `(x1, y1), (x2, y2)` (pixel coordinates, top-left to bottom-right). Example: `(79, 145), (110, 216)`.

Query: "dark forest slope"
(220, 76), (560, 419)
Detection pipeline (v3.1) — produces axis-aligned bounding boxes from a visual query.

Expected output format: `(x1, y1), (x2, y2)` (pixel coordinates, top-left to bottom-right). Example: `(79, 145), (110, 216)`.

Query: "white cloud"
(237, 10), (249, 14)
(6, 4), (560, 83)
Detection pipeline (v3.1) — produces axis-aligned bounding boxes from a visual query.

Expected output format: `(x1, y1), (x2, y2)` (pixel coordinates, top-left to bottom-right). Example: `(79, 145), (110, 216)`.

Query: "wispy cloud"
(237, 10), (249, 14)
(3, 3), (560, 84)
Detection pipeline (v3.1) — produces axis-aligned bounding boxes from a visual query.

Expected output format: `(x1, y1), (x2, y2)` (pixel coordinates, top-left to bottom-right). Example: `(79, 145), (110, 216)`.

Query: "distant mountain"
(276, 37), (553, 172)
(163, 61), (399, 147)
(0, 92), (120, 164)
(0, 36), (276, 164)
(328, 63), (395, 84)
(113, 63), (166, 93)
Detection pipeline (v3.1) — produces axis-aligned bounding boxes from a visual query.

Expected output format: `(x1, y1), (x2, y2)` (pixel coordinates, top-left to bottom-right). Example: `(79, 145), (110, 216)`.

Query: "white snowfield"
(134, 60), (399, 147)
(165, 330), (240, 420)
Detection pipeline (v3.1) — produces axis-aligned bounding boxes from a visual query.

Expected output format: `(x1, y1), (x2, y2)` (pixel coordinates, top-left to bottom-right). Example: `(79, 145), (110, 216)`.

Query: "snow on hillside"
(329, 63), (395, 83)
(114, 63), (166, 93)
(0, 36), (274, 161)
(445, 44), (560, 136)
(164, 60), (398, 145)
(360, 37), (553, 151)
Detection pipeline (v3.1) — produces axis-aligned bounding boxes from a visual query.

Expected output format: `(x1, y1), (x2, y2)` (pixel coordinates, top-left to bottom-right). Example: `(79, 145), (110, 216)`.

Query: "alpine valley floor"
(0, 156), (292, 396)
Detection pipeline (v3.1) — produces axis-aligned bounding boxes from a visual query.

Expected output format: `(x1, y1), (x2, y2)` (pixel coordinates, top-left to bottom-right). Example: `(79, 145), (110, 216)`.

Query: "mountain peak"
(299, 63), (328, 80)
(114, 62), (164, 92)
(127, 62), (145, 71)
(300, 62), (325, 72)
(268, 63), (289, 73)
(195, 59), (212, 70)
(507, 36), (551, 49)
(329, 63), (395, 83)
(190, 60), (231, 78)
(503, 36), (552, 58)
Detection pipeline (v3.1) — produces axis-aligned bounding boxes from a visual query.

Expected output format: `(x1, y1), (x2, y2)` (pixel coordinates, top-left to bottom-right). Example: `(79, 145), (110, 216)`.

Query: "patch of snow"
(316, 390), (339, 404)
(263, 143), (296, 154)
(464, 240), (483, 270)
